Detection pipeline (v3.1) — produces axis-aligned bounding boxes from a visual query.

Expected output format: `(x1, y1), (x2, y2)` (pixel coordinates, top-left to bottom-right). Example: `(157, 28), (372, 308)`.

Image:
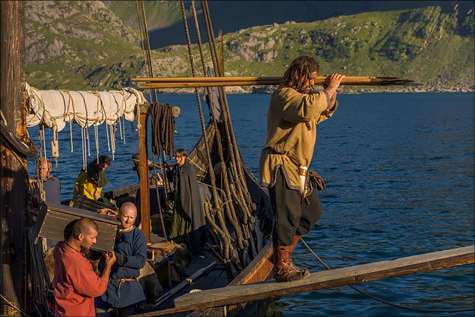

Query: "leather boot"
(289, 235), (303, 272)
(273, 245), (310, 283)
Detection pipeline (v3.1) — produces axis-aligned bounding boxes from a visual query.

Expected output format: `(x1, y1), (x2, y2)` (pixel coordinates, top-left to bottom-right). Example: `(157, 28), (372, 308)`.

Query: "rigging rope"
(180, 0), (233, 263)
(189, 0), (246, 252)
(300, 237), (475, 313)
(201, 0), (254, 216)
(200, 0), (254, 242)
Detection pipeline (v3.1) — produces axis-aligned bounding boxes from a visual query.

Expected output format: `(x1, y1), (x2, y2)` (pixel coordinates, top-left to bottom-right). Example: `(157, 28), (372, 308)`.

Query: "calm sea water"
(27, 93), (474, 316)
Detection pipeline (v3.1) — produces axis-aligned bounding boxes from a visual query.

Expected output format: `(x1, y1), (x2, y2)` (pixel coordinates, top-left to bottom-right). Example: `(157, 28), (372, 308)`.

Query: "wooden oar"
(133, 76), (421, 89)
(151, 261), (216, 308)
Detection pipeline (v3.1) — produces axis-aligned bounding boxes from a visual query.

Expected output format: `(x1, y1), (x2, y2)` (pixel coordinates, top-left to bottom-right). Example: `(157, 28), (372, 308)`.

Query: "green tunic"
(169, 192), (191, 243)
(168, 163), (206, 253)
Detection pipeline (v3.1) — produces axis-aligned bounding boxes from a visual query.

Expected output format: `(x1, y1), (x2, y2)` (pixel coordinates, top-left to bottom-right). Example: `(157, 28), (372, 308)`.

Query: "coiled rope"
(150, 103), (175, 160)
(300, 237), (475, 313)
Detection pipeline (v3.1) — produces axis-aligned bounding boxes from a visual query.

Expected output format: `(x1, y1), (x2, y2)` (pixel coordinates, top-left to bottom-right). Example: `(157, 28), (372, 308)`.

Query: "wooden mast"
(0, 1), (28, 315)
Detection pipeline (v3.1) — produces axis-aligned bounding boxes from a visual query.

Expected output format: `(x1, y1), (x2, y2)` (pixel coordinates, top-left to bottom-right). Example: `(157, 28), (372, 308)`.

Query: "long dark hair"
(280, 55), (320, 92)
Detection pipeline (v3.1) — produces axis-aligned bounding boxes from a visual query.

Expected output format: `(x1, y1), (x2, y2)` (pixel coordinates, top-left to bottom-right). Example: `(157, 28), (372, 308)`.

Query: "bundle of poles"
(132, 76), (421, 89)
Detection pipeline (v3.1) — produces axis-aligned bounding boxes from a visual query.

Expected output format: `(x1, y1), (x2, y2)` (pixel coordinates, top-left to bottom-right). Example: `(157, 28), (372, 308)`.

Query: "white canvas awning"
(25, 83), (147, 131)
(25, 83), (148, 165)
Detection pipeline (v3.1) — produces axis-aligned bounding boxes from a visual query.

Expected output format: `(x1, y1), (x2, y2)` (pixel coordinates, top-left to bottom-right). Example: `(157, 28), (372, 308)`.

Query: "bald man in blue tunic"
(95, 202), (147, 317)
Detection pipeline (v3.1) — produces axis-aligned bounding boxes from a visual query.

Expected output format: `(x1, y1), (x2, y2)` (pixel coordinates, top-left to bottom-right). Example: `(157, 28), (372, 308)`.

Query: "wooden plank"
(174, 245), (474, 309)
(130, 246), (474, 317)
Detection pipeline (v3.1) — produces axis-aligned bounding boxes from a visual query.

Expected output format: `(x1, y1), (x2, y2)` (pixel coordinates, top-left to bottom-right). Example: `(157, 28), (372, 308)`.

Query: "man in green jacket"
(259, 55), (344, 282)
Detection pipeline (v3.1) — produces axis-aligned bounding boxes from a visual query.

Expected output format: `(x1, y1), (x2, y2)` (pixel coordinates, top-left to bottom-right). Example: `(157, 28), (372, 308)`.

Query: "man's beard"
(300, 86), (317, 94)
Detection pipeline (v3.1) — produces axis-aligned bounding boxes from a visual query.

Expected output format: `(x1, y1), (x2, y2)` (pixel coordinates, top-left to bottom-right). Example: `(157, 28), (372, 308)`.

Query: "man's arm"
(282, 90), (330, 123)
(72, 253), (115, 298)
(94, 186), (103, 200)
(75, 184), (84, 196)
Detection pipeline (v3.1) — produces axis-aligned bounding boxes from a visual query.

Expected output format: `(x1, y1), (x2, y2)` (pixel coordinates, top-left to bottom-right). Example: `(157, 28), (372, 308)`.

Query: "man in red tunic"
(53, 217), (116, 316)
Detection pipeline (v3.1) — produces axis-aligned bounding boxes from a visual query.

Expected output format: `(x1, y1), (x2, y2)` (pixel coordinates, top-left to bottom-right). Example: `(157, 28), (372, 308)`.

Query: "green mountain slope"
(105, 1), (474, 49)
(25, 1), (141, 90)
(25, 1), (474, 92)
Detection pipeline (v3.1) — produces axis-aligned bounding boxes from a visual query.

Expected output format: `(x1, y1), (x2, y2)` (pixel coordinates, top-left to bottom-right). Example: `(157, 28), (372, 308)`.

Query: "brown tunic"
(259, 87), (337, 190)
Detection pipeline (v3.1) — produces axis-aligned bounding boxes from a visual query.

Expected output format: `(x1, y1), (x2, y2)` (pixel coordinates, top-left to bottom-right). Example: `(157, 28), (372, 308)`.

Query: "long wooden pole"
(133, 76), (418, 89)
(137, 104), (151, 243)
(0, 1), (28, 315)
(218, 29), (224, 76)
(130, 245), (474, 317)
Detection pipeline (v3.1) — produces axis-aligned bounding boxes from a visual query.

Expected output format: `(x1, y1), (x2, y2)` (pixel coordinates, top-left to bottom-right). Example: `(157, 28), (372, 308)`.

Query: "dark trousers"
(269, 168), (322, 246)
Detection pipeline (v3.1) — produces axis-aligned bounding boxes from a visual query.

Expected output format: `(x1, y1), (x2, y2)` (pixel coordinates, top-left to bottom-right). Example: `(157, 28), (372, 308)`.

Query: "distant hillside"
(25, 1), (141, 89)
(25, 1), (474, 92)
(104, 1), (474, 49)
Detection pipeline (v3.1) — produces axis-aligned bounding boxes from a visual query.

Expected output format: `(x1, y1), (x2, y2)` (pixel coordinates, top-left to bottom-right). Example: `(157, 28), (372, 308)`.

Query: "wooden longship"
(0, 1), (471, 317)
(93, 112), (276, 316)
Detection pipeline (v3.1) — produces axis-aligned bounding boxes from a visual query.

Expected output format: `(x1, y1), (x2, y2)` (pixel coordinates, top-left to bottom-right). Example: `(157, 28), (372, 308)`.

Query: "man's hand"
(97, 208), (118, 217)
(100, 252), (117, 282)
(323, 74), (345, 98)
(103, 251), (116, 267)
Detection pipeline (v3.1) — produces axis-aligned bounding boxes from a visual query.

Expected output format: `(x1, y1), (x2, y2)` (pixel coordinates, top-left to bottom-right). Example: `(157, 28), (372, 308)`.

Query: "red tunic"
(53, 242), (107, 316)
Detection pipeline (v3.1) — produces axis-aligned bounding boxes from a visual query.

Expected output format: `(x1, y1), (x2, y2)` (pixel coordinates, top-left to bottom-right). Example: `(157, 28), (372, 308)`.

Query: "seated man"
(30, 157), (62, 249)
(54, 218), (116, 316)
(70, 155), (110, 206)
(29, 157), (61, 204)
(95, 202), (147, 317)
(166, 148), (206, 254)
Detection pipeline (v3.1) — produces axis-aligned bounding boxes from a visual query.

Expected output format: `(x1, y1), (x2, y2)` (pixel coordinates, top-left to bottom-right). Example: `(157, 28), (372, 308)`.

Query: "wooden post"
(0, 1), (28, 315)
(138, 104), (151, 243)
(218, 29), (224, 76)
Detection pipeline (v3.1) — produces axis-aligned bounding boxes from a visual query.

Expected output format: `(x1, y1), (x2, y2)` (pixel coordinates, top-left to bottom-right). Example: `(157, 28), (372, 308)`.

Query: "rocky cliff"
(25, 1), (474, 92)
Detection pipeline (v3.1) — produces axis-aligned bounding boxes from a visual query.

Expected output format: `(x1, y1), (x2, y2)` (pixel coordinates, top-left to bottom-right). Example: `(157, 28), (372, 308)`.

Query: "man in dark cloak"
(168, 148), (206, 253)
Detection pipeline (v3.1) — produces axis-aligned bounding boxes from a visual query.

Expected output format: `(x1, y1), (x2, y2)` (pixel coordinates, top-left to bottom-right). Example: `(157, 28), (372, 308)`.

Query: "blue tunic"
(95, 227), (147, 308)
(43, 175), (61, 204)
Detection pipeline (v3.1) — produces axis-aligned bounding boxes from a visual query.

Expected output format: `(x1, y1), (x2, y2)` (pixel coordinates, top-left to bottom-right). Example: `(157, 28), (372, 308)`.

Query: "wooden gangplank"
(132, 245), (473, 317)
